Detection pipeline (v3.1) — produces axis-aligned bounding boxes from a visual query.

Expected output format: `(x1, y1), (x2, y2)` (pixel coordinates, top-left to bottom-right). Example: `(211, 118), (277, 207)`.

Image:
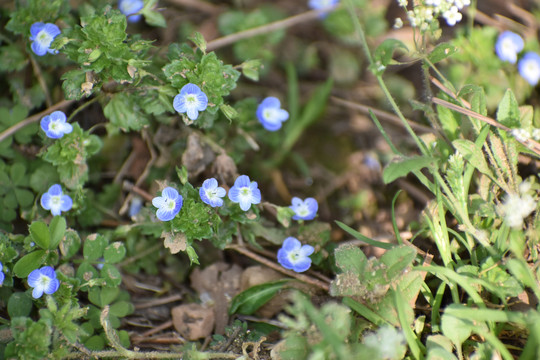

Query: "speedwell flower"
(119, 0), (144, 23)
(152, 187), (183, 221)
(228, 175), (261, 211)
(0, 261), (4, 286)
(29, 22), (61, 56)
(495, 31), (524, 64)
(40, 111), (73, 139)
(256, 97), (289, 131)
(290, 197), (318, 221)
(308, 0), (339, 16)
(277, 237), (314, 273)
(27, 266), (60, 299)
(200, 178), (226, 207)
(40, 184), (73, 216)
(173, 83), (209, 121)
(518, 52), (540, 86)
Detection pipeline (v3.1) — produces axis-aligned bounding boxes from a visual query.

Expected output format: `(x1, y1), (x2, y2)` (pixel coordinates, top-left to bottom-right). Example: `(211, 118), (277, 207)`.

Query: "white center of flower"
(51, 195), (61, 206)
(206, 189), (218, 199)
(296, 204), (310, 216)
(263, 108), (278, 121)
(38, 30), (53, 45)
(50, 121), (58, 131)
(39, 274), (51, 288)
(165, 198), (176, 210)
(186, 94), (197, 104)
(288, 251), (301, 263)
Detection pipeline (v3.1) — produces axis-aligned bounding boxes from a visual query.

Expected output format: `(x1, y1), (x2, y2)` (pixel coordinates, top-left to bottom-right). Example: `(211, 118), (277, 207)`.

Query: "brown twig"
(0, 99), (75, 143)
(165, 0), (220, 14)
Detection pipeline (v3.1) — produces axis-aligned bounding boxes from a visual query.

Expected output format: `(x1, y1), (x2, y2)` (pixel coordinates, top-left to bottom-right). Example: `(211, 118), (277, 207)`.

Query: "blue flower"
(40, 111), (73, 139)
(228, 175), (261, 211)
(308, 0), (339, 17)
(119, 0), (144, 23)
(518, 52), (540, 86)
(495, 31), (524, 64)
(200, 178), (227, 207)
(29, 22), (61, 56)
(173, 83), (209, 121)
(27, 266), (60, 299)
(290, 197), (318, 221)
(256, 97), (289, 131)
(277, 237), (314, 273)
(40, 184), (73, 216)
(152, 187), (183, 221)
(0, 261), (4, 286)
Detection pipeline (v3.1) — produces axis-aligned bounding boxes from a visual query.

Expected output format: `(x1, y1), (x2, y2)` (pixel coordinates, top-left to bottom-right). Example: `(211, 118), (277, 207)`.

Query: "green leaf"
(143, 9), (166, 27)
(29, 221), (50, 250)
(373, 39), (408, 67)
(452, 139), (493, 177)
(382, 155), (436, 184)
(103, 242), (126, 264)
(76, 261), (99, 287)
(188, 32), (207, 53)
(276, 206), (295, 228)
(229, 279), (290, 315)
(101, 264), (122, 287)
(333, 244), (367, 274)
(496, 88), (520, 128)
(13, 250), (47, 278)
(335, 221), (393, 249)
(103, 93), (149, 134)
(83, 234), (107, 261)
(428, 42), (458, 64)
(8, 292), (33, 318)
(380, 245), (416, 280)
(59, 229), (81, 260)
(109, 301), (134, 317)
(49, 216), (66, 250)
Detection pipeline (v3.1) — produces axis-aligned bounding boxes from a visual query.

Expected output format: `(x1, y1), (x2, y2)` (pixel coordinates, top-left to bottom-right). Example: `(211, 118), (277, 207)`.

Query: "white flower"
(501, 183), (536, 228)
(443, 6), (462, 26)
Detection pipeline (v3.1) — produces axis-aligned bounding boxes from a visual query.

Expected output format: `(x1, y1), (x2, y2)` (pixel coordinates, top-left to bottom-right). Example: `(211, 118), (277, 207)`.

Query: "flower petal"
(40, 266), (56, 279)
(300, 244), (315, 257)
(196, 92), (208, 110)
(48, 184), (63, 196)
(234, 175), (250, 188)
(60, 195), (73, 212)
(152, 196), (166, 208)
(282, 237), (301, 252)
(292, 258), (312, 272)
(162, 187), (179, 200)
(40, 116), (51, 133)
(43, 23), (61, 38)
(238, 197), (252, 211)
(181, 83), (201, 95)
(228, 187), (240, 202)
(31, 41), (48, 56)
(27, 269), (41, 287)
(203, 178), (218, 190)
(44, 278), (60, 295)
(261, 97), (280, 109)
(41, 193), (52, 210)
(173, 94), (187, 113)
(32, 286), (45, 299)
(186, 107), (199, 120)
(156, 207), (176, 221)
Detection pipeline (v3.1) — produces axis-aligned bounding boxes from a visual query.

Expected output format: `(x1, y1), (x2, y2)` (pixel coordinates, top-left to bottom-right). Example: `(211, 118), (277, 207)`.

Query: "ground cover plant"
(1, 0), (540, 358)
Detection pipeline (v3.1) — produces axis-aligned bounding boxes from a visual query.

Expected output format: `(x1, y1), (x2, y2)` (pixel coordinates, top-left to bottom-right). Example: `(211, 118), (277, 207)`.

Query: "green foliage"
(229, 279), (291, 315)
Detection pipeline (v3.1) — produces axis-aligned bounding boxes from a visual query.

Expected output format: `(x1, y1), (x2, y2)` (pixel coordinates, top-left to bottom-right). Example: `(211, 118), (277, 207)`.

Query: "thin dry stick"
(0, 99), (76, 143)
(206, 8), (333, 52)
(227, 244), (330, 292)
(331, 96), (435, 134)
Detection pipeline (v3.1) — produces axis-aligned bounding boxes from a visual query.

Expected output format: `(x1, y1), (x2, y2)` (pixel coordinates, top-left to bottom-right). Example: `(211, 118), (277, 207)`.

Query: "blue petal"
(228, 186), (240, 202)
(276, 109), (289, 122)
(173, 94), (187, 113)
(48, 184), (63, 196)
(277, 249), (294, 270)
(60, 195), (73, 212)
(0, 261), (3, 272)
(181, 83), (201, 95)
(27, 269), (41, 287)
(0, 272), (4, 285)
(156, 207), (176, 221)
(40, 117), (51, 133)
(203, 178), (218, 190)
(50, 111), (66, 122)
(300, 244), (315, 257)
(234, 175), (251, 188)
(40, 266), (56, 279)
(215, 187), (226, 198)
(30, 22), (45, 39)
(292, 258), (312, 273)
(31, 41), (48, 56)
(196, 92), (209, 110)
(162, 187), (179, 200)
(260, 97), (280, 109)
(186, 106), (199, 120)
(40, 193), (52, 210)
(238, 198), (252, 211)
(43, 23), (61, 38)
(44, 278), (60, 295)
(250, 188), (261, 204)
(282, 237), (301, 252)
(152, 196), (166, 208)
(32, 286), (45, 299)
(261, 120), (283, 131)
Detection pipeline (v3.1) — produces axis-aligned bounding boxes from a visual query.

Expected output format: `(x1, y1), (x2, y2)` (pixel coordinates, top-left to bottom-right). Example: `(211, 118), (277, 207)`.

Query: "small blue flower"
(228, 175), (261, 211)
(308, 0), (339, 17)
(40, 184), (73, 216)
(256, 97), (289, 131)
(518, 52), (540, 86)
(29, 22), (61, 56)
(290, 197), (318, 221)
(152, 187), (183, 221)
(0, 261), (5, 286)
(173, 83), (209, 121)
(495, 31), (524, 64)
(119, 0), (144, 23)
(128, 196), (143, 217)
(27, 266), (60, 299)
(40, 111), (73, 139)
(277, 237), (314, 273)
(200, 178), (227, 207)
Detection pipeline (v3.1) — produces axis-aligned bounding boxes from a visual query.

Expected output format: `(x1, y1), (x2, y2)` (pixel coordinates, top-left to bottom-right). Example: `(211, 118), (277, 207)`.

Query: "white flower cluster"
(395, 0), (470, 31)
(510, 128), (540, 143)
(501, 181), (537, 229)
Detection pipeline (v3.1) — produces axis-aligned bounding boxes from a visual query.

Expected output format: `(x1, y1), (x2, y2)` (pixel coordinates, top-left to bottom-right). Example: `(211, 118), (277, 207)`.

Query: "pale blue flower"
(495, 31), (524, 64)
(27, 266), (60, 299)
(256, 97), (289, 131)
(277, 237), (314, 273)
(29, 22), (61, 56)
(128, 196), (143, 217)
(173, 83), (209, 121)
(228, 175), (261, 211)
(518, 52), (540, 86)
(40, 184), (73, 216)
(200, 178), (226, 207)
(290, 197), (318, 221)
(152, 187), (183, 221)
(309, 0), (339, 17)
(40, 111), (73, 139)
(119, 0), (144, 23)
(0, 261), (4, 286)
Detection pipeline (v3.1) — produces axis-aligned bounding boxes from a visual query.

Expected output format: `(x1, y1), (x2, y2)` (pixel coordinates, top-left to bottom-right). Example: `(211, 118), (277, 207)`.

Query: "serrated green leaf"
(29, 221), (50, 250)
(230, 279), (290, 315)
(382, 155), (436, 184)
(13, 250), (47, 278)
